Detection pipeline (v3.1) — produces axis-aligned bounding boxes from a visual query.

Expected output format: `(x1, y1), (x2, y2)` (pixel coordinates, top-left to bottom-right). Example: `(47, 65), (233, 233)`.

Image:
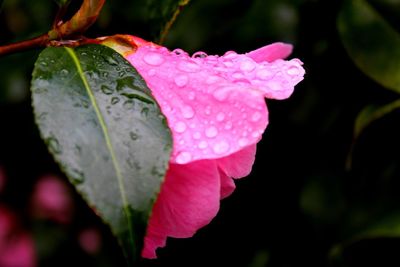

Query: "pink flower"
(0, 205), (36, 267)
(122, 36), (304, 258)
(31, 175), (73, 224)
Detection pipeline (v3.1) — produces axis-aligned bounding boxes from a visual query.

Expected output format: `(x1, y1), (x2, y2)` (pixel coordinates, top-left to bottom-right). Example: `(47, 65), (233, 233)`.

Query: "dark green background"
(1, 0), (400, 266)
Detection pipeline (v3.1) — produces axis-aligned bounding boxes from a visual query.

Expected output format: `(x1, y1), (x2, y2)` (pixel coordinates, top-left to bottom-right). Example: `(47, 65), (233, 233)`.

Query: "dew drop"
(205, 126), (218, 138)
(172, 49), (187, 56)
(206, 75), (221, 84)
(143, 52), (165, 66)
(198, 141), (208, 149)
(123, 100), (135, 110)
(70, 168), (85, 185)
(193, 132), (201, 139)
(240, 60), (256, 72)
(130, 131), (139, 141)
(256, 69), (273, 80)
(216, 112), (225, 122)
(101, 85), (114, 95)
(213, 86), (234, 101)
(213, 140), (230, 154)
(178, 61), (201, 72)
(224, 121), (233, 130)
(223, 51), (238, 59)
(268, 81), (281, 91)
(102, 72), (109, 78)
(148, 69), (156, 76)
(287, 66), (300, 76)
(60, 69), (69, 76)
(251, 111), (262, 122)
(174, 75), (189, 87)
(188, 92), (196, 100)
(238, 138), (248, 147)
(111, 97), (120, 105)
(46, 136), (62, 154)
(204, 105), (212, 115)
(181, 105), (195, 119)
(141, 107), (149, 117)
(192, 51), (208, 58)
(174, 121), (187, 133)
(176, 151), (192, 164)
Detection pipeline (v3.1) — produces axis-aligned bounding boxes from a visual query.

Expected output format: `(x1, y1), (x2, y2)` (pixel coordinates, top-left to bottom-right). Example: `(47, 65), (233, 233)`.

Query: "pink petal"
(126, 39), (304, 164)
(217, 144), (257, 179)
(142, 160), (221, 259)
(246, 42), (293, 63)
(219, 169), (235, 199)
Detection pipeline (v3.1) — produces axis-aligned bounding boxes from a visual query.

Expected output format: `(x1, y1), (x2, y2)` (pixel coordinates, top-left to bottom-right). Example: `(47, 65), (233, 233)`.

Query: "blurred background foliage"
(1, 0), (400, 266)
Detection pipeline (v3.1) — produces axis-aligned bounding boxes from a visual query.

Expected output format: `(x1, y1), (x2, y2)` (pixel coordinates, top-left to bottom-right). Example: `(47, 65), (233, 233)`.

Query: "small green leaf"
(338, 0), (400, 94)
(53, 0), (70, 7)
(147, 0), (191, 42)
(31, 44), (172, 264)
(330, 212), (400, 259)
(354, 99), (400, 139)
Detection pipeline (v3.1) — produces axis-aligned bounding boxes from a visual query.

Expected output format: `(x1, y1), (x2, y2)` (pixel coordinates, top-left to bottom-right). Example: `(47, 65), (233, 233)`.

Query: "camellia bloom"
(118, 36), (305, 258)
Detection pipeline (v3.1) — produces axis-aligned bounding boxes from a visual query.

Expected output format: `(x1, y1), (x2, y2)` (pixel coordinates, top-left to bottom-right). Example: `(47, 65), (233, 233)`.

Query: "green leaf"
(147, 0), (191, 43)
(31, 44), (172, 264)
(53, 0), (70, 7)
(338, 0), (400, 94)
(330, 212), (400, 260)
(346, 99), (400, 169)
(354, 99), (400, 139)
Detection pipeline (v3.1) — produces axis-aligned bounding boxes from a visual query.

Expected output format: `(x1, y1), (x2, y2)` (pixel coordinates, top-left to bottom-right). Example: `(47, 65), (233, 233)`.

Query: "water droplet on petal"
(213, 140), (230, 154)
(238, 138), (248, 147)
(223, 51), (238, 59)
(198, 141), (208, 149)
(143, 52), (165, 66)
(178, 61), (201, 72)
(224, 122), (233, 130)
(176, 151), (192, 164)
(172, 49), (188, 56)
(256, 69), (273, 80)
(192, 51), (208, 58)
(181, 105), (195, 119)
(174, 121), (187, 133)
(174, 75), (189, 87)
(216, 112), (225, 122)
(206, 75), (222, 84)
(205, 126), (218, 138)
(251, 111), (262, 122)
(188, 92), (196, 100)
(240, 60), (256, 72)
(148, 69), (156, 76)
(268, 81), (281, 91)
(193, 132), (201, 139)
(213, 86), (235, 101)
(287, 66), (300, 76)
(204, 105), (212, 115)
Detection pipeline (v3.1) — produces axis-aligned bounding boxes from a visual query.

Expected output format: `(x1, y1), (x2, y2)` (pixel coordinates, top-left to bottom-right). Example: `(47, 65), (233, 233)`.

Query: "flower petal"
(217, 144), (257, 179)
(142, 160), (220, 259)
(219, 169), (236, 199)
(126, 40), (304, 164)
(246, 42), (293, 63)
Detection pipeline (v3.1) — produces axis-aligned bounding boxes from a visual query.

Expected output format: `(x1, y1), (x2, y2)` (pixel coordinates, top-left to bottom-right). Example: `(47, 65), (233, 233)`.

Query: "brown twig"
(0, 34), (49, 56)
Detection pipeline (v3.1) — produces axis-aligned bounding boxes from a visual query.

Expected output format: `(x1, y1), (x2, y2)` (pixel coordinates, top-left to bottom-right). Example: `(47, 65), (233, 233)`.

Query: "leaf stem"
(0, 34), (49, 56)
(0, 0), (105, 57)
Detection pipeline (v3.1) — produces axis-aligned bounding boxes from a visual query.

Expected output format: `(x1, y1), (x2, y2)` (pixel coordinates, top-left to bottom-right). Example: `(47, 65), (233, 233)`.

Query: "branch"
(0, 0), (106, 57)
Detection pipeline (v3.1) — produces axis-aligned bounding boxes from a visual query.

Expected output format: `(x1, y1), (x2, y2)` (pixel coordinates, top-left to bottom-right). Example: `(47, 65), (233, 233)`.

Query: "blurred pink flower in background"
(78, 227), (102, 255)
(0, 205), (36, 267)
(124, 36), (305, 258)
(0, 167), (5, 194)
(31, 175), (73, 224)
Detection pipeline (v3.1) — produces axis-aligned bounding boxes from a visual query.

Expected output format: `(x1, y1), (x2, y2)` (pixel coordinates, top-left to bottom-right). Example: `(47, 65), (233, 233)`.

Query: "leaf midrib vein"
(64, 47), (135, 247)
